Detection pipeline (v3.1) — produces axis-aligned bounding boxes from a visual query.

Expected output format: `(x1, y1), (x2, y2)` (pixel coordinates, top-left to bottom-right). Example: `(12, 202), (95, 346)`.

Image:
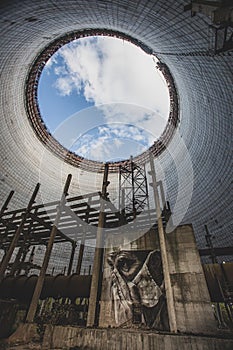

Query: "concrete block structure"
(99, 225), (216, 334)
(166, 225), (216, 333)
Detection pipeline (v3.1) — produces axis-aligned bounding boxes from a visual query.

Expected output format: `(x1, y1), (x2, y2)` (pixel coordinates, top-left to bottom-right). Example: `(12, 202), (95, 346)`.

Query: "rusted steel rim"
(25, 29), (179, 173)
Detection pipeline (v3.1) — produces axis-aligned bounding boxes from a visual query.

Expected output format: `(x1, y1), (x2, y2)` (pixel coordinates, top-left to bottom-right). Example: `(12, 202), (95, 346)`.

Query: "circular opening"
(38, 36), (169, 163)
(26, 30), (179, 171)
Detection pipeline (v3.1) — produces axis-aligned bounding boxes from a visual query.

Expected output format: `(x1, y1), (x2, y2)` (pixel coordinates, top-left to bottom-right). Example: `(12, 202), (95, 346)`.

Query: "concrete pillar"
(67, 242), (76, 275)
(149, 153), (177, 333)
(26, 174), (72, 323)
(0, 191), (15, 264)
(166, 224), (217, 334)
(76, 200), (91, 274)
(87, 164), (109, 327)
(0, 184), (40, 284)
(76, 240), (85, 275)
(0, 190), (14, 217)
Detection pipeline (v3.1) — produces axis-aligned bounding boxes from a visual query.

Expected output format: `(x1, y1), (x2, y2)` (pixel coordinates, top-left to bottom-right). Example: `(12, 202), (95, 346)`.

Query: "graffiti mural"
(107, 250), (169, 330)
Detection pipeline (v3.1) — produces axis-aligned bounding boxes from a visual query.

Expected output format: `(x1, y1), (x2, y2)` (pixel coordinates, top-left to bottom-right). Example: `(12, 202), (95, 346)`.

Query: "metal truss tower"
(118, 156), (149, 220)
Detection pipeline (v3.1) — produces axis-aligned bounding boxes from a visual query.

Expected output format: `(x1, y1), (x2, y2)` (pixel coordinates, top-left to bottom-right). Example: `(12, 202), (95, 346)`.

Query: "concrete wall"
(4, 323), (233, 350)
(99, 224), (217, 334)
(166, 224), (217, 334)
(41, 325), (233, 350)
(99, 228), (160, 328)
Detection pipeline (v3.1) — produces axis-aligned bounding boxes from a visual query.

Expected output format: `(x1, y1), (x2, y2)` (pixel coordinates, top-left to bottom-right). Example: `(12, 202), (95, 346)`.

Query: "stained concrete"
(99, 225), (217, 334)
(166, 225), (217, 334)
(2, 324), (233, 350)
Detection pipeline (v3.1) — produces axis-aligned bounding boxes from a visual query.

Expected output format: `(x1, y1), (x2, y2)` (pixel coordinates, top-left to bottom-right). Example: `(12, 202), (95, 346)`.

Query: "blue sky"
(38, 36), (169, 162)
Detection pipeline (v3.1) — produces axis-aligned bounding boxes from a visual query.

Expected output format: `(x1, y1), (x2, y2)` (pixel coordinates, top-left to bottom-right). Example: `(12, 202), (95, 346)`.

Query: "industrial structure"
(0, 0), (233, 349)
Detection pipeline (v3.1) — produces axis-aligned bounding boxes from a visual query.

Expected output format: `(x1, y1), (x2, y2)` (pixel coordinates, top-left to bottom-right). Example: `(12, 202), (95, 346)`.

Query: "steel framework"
(119, 157), (149, 220)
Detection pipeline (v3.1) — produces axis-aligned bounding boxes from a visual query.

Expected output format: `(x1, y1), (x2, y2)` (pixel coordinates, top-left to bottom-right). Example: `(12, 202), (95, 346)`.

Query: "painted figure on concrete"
(107, 250), (169, 329)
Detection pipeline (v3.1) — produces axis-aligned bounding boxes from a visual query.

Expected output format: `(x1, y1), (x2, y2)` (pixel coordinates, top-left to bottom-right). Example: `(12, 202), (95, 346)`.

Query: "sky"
(38, 36), (169, 162)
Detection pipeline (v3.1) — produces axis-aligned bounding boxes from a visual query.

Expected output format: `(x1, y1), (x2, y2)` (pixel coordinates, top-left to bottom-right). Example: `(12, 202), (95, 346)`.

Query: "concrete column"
(67, 242), (76, 275)
(76, 200), (91, 274)
(10, 208), (39, 276)
(87, 164), (109, 327)
(0, 184), (40, 284)
(76, 240), (85, 275)
(149, 153), (177, 333)
(26, 174), (72, 323)
(166, 225), (217, 333)
(157, 180), (166, 210)
(0, 190), (14, 217)
(0, 191), (15, 264)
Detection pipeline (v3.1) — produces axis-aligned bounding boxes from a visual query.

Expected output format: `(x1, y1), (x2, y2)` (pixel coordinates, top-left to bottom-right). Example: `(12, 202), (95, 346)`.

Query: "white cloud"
(47, 36), (170, 159)
(44, 53), (59, 71)
(70, 123), (151, 162)
(55, 77), (73, 96)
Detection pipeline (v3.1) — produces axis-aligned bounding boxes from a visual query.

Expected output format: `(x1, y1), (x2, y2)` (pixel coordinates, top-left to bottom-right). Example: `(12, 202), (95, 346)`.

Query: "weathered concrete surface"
(0, 323), (41, 350)
(166, 225), (217, 334)
(41, 325), (233, 350)
(99, 228), (160, 328)
(1, 324), (232, 350)
(99, 225), (217, 334)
